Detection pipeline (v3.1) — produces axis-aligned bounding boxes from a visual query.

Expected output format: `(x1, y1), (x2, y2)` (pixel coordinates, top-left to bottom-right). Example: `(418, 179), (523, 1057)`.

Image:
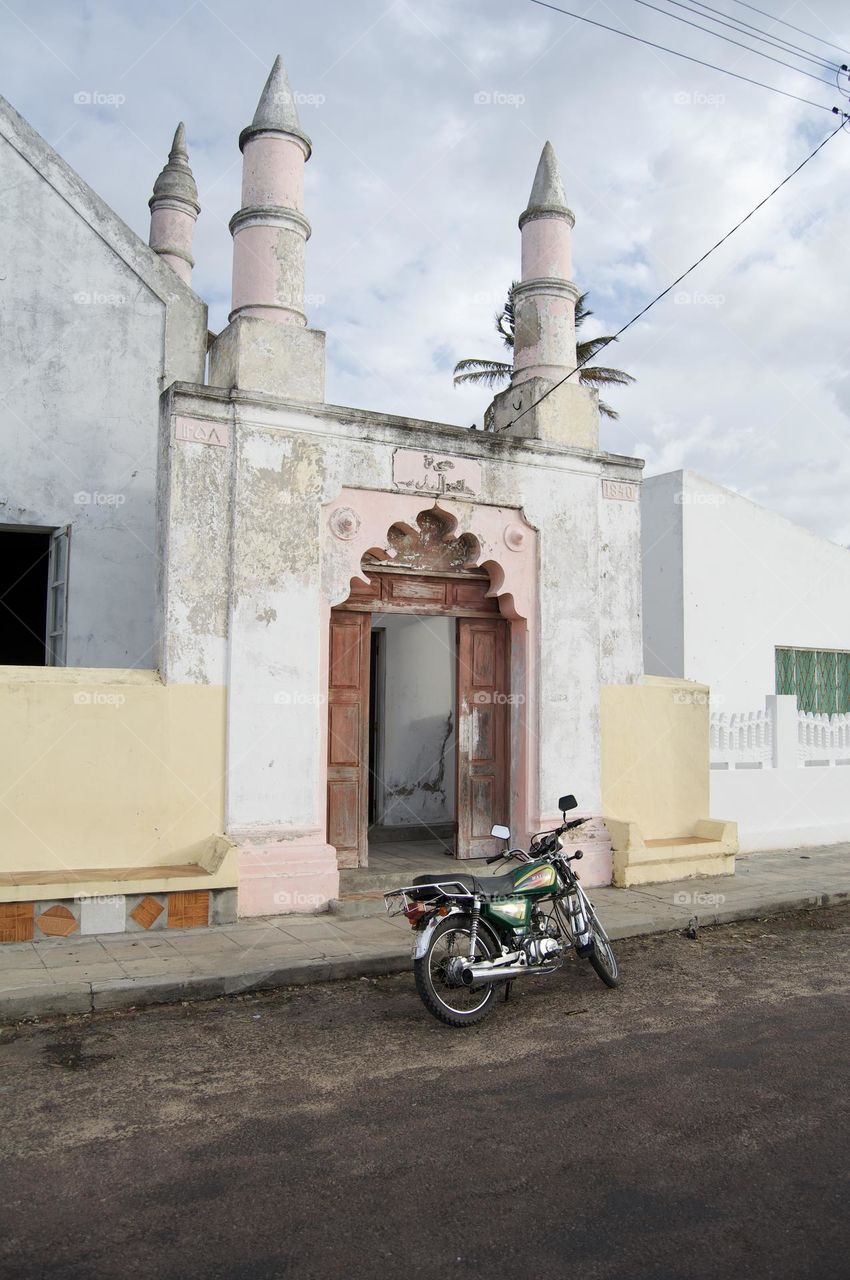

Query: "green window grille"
(775, 647), (850, 715)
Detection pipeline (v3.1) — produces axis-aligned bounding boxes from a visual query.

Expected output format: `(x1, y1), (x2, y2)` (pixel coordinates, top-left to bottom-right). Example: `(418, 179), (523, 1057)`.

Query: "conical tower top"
(239, 53), (312, 155)
(149, 122), (199, 211)
(519, 140), (573, 228)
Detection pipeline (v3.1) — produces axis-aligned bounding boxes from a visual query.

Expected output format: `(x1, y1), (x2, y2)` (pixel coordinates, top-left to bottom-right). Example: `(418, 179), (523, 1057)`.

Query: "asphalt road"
(2, 906), (849, 1280)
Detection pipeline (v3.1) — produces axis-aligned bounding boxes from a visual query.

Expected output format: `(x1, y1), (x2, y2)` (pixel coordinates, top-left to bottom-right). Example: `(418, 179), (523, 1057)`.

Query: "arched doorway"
(327, 508), (512, 868)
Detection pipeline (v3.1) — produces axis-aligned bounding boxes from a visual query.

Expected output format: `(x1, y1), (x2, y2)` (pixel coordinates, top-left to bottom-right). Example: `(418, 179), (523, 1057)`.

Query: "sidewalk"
(1, 845), (847, 1022)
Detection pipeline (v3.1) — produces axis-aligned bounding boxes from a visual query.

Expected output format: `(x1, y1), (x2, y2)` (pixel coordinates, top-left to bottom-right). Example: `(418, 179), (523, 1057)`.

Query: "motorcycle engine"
(523, 935), (562, 966)
(525, 910), (563, 966)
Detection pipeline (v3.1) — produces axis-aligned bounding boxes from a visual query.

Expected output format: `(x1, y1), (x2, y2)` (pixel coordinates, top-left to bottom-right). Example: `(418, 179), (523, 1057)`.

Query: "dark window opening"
(0, 530), (51, 665)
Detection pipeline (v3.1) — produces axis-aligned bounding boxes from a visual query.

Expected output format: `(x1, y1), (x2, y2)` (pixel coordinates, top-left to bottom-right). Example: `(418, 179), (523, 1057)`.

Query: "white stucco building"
(642, 470), (850, 849)
(0, 102), (207, 668)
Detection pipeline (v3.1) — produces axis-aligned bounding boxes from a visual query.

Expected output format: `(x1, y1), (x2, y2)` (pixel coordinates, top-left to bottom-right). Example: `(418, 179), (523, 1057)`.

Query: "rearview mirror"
(491, 824), (511, 841)
(558, 794), (578, 813)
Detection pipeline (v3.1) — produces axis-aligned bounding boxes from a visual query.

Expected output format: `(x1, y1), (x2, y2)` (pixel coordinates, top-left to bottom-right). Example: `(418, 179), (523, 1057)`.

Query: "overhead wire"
(727, 0), (849, 60)
(620, 0), (836, 86)
(657, 0), (841, 73)
(528, 0), (838, 113)
(501, 120), (846, 429)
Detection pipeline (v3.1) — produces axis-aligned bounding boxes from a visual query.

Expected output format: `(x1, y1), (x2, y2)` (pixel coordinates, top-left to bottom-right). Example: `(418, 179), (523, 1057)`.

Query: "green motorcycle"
(384, 795), (618, 1027)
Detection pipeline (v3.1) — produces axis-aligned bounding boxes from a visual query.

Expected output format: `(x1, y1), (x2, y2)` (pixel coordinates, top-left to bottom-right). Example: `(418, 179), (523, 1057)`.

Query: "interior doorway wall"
(369, 613), (456, 836)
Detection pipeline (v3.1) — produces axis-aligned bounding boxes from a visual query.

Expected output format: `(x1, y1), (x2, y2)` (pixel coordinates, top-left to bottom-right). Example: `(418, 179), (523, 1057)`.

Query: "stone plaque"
(393, 449), (480, 498)
(602, 478), (638, 502)
(174, 416), (229, 447)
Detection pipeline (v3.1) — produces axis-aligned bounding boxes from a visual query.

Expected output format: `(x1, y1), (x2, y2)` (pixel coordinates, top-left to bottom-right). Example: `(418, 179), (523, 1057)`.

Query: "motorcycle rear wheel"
(414, 916), (500, 1027)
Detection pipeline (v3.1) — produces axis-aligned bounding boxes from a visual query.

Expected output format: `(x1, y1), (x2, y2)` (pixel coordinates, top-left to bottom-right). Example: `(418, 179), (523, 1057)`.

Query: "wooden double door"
(326, 575), (510, 867)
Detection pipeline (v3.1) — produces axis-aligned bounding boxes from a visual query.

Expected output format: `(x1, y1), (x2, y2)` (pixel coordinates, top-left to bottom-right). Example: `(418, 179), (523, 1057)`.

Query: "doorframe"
(368, 625), (386, 826)
(321, 490), (538, 868)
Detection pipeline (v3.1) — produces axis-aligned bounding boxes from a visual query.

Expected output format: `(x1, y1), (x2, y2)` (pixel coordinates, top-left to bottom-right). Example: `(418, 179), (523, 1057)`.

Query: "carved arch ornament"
(322, 490), (536, 621)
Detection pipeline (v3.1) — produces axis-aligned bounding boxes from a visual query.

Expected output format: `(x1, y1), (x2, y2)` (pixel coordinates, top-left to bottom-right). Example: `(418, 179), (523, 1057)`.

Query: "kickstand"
(504, 980), (513, 1004)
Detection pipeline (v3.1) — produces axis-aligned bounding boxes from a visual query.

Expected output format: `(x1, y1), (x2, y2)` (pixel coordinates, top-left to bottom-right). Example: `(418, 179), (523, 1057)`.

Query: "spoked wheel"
(587, 917), (619, 988)
(414, 916), (500, 1027)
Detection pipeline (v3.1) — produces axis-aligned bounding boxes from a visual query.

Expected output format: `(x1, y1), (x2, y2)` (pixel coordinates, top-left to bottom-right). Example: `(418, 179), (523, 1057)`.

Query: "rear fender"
(412, 909), (505, 960)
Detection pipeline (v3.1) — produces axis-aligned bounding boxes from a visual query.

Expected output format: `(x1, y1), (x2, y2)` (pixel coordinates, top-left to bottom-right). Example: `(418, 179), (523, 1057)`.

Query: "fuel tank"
(481, 859), (558, 929)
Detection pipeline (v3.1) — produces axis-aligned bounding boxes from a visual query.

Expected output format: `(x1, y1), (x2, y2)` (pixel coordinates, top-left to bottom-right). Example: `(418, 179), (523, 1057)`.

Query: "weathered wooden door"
(327, 610), (371, 867)
(456, 618), (510, 859)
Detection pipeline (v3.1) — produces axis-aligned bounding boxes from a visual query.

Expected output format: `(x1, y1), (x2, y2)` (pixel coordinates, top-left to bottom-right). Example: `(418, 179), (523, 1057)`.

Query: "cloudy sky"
(3, 0), (849, 542)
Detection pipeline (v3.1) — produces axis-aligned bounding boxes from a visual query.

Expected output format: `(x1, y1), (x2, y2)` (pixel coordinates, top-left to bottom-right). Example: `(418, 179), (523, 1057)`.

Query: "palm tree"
(453, 285), (634, 420)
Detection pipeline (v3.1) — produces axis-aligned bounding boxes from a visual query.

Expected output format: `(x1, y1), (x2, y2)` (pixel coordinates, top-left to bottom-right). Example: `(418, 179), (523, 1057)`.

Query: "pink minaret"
(229, 54), (312, 325)
(490, 142), (595, 448)
(148, 123), (200, 286)
(512, 140), (578, 387)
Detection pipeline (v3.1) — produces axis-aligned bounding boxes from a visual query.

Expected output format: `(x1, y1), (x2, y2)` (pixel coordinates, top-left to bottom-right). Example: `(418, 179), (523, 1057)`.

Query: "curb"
(2, 892), (847, 1024)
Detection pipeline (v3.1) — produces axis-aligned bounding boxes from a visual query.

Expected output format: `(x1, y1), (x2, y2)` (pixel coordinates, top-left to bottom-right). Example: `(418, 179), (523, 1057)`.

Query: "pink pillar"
(512, 141), (579, 388)
(229, 54), (313, 326)
(148, 123), (200, 287)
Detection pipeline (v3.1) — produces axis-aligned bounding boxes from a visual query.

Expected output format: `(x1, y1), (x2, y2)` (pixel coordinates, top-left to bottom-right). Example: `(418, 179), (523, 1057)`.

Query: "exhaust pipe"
(460, 960), (560, 986)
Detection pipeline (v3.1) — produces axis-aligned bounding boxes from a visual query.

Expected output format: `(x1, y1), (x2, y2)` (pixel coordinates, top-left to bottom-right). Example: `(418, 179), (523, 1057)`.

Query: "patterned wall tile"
(128, 895), (165, 931)
(0, 902), (34, 943)
(167, 890), (210, 929)
(36, 902), (79, 938)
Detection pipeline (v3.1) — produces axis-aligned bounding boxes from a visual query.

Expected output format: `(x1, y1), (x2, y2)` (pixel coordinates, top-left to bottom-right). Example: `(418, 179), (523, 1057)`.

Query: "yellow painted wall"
(601, 676), (710, 839)
(0, 667), (225, 875)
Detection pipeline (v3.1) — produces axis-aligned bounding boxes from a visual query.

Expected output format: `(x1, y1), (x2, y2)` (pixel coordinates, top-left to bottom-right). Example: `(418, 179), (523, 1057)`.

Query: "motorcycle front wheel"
(587, 918), (619, 988)
(414, 915), (500, 1027)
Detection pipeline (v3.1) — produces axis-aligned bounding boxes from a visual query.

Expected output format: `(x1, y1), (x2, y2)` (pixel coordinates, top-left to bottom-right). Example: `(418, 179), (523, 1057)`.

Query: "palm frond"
(578, 365), (636, 388)
(452, 358), (512, 388)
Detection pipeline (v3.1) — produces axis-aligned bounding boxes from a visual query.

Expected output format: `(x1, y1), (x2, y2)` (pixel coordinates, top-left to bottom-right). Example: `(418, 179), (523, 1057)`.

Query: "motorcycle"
(384, 794), (618, 1027)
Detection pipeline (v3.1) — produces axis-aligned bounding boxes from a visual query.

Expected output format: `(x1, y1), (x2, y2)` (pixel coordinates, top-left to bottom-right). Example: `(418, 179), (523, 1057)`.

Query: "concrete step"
(338, 868), (443, 895)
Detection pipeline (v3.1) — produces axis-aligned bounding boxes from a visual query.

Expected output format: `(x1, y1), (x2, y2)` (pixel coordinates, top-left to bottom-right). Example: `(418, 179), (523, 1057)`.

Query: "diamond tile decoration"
(37, 904), (78, 937)
(130, 895), (164, 930)
(0, 902), (34, 943)
(167, 890), (210, 929)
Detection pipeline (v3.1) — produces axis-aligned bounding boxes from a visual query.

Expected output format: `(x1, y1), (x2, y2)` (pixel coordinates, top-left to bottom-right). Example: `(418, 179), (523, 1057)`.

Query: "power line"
(528, 0), (837, 113)
(727, 0), (849, 60)
(662, 0), (840, 73)
(502, 120), (846, 431)
(622, 0), (836, 86)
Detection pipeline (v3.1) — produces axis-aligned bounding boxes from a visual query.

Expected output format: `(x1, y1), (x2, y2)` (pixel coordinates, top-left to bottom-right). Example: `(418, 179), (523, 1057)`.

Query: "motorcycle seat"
(409, 871), (519, 900)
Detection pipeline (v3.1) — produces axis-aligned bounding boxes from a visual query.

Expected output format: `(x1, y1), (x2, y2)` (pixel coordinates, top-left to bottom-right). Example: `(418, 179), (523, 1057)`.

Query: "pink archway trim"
(321, 488), (540, 860)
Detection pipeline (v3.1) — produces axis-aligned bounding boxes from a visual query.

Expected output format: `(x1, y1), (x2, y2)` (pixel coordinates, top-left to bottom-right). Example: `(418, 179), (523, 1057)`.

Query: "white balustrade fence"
(798, 710), (850, 766)
(710, 708), (772, 767)
(710, 694), (850, 851)
(711, 696), (850, 770)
